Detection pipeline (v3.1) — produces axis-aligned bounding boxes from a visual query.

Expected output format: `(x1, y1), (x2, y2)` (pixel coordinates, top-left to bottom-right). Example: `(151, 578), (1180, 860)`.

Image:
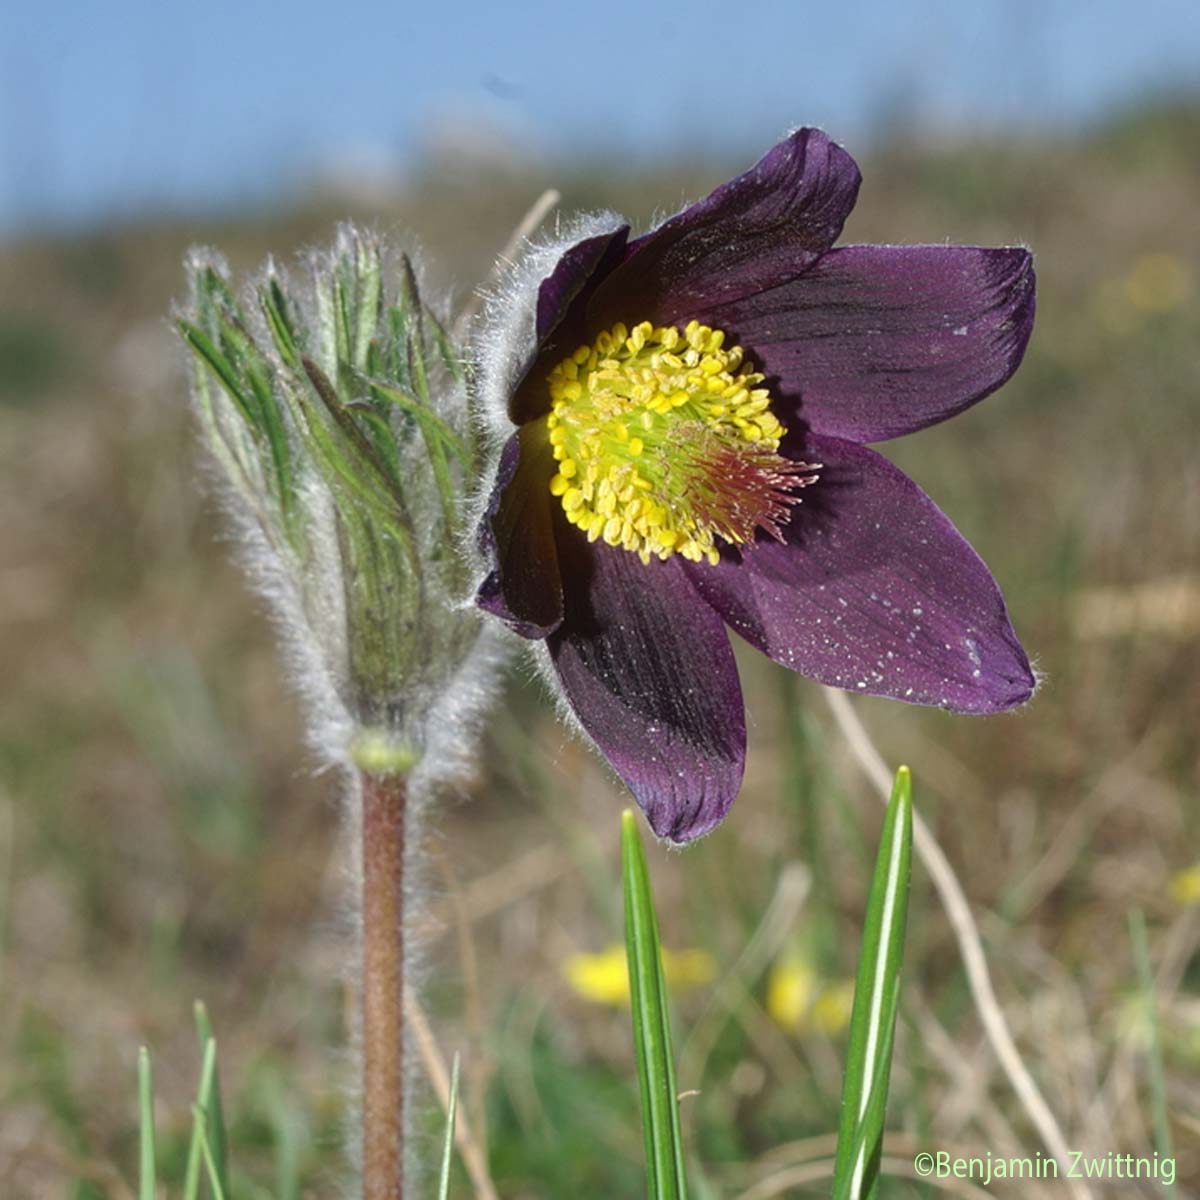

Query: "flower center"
(546, 320), (818, 565)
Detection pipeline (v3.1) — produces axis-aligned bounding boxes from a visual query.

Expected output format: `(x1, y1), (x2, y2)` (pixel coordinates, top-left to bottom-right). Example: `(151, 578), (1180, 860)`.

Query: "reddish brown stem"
(360, 769), (407, 1200)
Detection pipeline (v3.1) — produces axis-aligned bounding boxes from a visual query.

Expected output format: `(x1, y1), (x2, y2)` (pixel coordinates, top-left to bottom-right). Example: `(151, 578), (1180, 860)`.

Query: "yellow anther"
(544, 319), (804, 565)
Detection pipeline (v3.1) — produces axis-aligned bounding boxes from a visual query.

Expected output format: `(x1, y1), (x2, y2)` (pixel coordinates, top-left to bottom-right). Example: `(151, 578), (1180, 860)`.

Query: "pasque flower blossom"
(475, 128), (1036, 843)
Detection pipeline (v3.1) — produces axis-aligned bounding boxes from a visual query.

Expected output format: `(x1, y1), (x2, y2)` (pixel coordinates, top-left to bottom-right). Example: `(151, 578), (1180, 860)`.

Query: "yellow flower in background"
(664, 948), (718, 989)
(1095, 251), (1193, 336)
(766, 954), (854, 1037)
(1169, 864), (1200, 906)
(1124, 253), (1192, 314)
(564, 945), (629, 1005)
(810, 979), (856, 1035)
(765, 957), (819, 1030)
(563, 943), (715, 1006)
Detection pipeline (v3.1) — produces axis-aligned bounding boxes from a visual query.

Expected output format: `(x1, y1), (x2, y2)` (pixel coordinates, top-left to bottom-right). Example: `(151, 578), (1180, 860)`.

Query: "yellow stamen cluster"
(546, 319), (803, 564)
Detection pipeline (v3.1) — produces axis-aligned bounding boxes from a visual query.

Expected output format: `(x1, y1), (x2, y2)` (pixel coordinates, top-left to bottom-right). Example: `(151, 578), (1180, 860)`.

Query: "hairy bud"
(179, 225), (503, 781)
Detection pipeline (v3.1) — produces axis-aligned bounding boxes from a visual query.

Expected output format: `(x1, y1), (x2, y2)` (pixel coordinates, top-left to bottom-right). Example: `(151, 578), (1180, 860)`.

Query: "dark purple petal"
(692, 244), (1036, 443)
(510, 225), (630, 424)
(548, 527), (746, 843)
(475, 427), (562, 638)
(586, 129), (861, 331)
(535, 226), (630, 344)
(683, 435), (1034, 713)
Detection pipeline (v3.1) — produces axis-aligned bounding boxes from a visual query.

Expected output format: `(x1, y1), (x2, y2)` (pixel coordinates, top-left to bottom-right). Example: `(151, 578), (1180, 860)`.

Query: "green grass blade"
(1128, 909), (1174, 1174)
(622, 810), (689, 1200)
(192, 1003), (231, 1199)
(199, 1133), (229, 1200)
(183, 1037), (217, 1200)
(832, 986), (902, 1200)
(138, 1046), (156, 1200)
(437, 1052), (462, 1200)
(831, 765), (913, 1200)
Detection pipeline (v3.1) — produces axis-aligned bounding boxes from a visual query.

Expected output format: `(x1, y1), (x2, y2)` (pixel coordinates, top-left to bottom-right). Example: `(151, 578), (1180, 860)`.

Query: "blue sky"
(2, 0), (1198, 232)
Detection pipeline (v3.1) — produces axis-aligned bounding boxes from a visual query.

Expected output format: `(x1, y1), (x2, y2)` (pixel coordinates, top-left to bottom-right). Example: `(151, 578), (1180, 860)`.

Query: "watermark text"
(912, 1149), (1176, 1188)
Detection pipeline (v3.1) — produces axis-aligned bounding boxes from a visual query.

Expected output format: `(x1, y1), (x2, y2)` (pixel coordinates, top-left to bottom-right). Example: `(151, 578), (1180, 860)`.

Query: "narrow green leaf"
(398, 255), (426, 384)
(365, 379), (470, 466)
(179, 321), (259, 429)
(300, 357), (417, 552)
(183, 1037), (217, 1200)
(332, 268), (354, 375)
(279, 372), (417, 555)
(192, 1003), (231, 1199)
(385, 305), (412, 390)
(199, 1132), (229, 1200)
(184, 317), (259, 493)
(424, 307), (466, 383)
(303, 358), (397, 489)
(345, 401), (404, 476)
(437, 1052), (461, 1200)
(831, 765), (913, 1200)
(219, 316), (298, 529)
(200, 265), (239, 313)
(1128, 910), (1174, 1177)
(622, 809), (689, 1200)
(352, 233), (382, 372)
(138, 1046), (156, 1200)
(394, 255), (460, 531)
(259, 277), (301, 368)
(832, 986), (902, 1200)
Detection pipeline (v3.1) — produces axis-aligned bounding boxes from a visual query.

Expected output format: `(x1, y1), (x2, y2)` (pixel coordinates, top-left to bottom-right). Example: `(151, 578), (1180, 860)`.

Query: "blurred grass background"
(1, 101), (1198, 1198)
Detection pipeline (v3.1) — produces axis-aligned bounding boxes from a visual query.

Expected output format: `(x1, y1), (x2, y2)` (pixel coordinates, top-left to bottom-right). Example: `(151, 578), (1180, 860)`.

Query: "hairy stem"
(361, 768), (407, 1200)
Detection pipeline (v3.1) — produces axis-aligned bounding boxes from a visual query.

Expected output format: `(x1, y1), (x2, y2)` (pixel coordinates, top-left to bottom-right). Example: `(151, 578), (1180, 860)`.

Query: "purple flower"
(474, 128), (1036, 843)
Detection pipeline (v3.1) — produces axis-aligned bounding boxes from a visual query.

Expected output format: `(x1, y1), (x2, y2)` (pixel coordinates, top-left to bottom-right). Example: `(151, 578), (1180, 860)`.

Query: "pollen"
(546, 320), (818, 564)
